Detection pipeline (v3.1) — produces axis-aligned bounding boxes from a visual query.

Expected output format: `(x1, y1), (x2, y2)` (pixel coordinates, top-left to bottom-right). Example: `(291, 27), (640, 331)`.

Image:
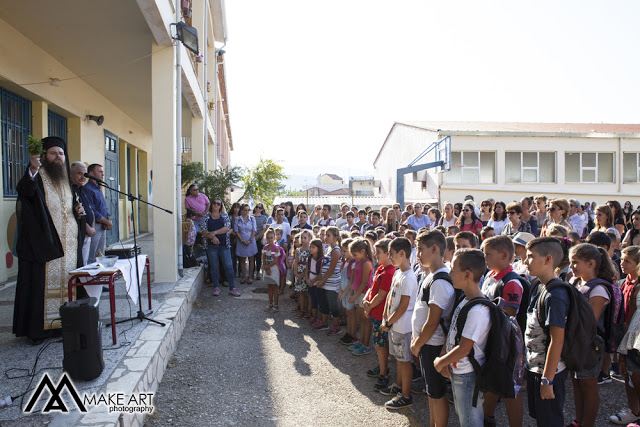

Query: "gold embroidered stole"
(40, 168), (77, 330)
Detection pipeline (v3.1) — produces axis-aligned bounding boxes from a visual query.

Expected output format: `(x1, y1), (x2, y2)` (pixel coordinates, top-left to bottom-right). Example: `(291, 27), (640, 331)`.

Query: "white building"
(374, 121), (640, 207)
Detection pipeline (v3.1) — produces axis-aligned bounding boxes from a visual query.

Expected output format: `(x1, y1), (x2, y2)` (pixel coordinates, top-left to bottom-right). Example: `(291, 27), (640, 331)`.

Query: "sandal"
(278, 290), (284, 295)
(295, 312), (306, 319)
(240, 277), (246, 284)
(247, 279), (253, 284)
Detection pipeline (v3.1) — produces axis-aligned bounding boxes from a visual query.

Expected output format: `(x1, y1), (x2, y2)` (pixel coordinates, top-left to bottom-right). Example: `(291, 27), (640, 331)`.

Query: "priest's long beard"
(41, 157), (68, 185)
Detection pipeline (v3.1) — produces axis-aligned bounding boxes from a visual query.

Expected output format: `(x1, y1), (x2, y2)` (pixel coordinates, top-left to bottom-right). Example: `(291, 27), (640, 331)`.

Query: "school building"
(374, 121), (640, 208)
(0, 0), (233, 283)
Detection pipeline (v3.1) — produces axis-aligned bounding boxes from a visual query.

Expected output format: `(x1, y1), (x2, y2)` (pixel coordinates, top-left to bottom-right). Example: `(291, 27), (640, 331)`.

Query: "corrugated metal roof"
(398, 121), (640, 135)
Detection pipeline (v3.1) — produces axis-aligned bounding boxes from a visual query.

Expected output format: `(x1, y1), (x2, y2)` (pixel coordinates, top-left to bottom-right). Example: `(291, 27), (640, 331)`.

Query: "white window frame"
(565, 152), (615, 183)
(449, 151), (496, 184)
(505, 151), (556, 184)
(624, 152), (640, 183)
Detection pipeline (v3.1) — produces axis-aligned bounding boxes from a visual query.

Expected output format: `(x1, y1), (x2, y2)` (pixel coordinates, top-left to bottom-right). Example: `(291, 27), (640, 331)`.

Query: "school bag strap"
(497, 270), (531, 336)
(423, 271), (455, 336)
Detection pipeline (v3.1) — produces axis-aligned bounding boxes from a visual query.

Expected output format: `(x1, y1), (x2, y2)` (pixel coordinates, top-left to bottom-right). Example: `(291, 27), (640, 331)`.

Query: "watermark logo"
(24, 373), (154, 415)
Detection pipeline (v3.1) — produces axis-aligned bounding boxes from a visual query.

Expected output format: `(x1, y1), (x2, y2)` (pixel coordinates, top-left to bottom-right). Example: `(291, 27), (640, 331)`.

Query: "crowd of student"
(189, 191), (640, 427)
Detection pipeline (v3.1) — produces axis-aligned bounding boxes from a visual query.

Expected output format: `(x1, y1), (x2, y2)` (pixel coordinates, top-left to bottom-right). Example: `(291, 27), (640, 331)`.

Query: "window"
(445, 151), (495, 184)
(505, 152), (556, 183)
(565, 152), (614, 183)
(624, 152), (640, 183)
(47, 110), (67, 141)
(1, 88), (32, 197)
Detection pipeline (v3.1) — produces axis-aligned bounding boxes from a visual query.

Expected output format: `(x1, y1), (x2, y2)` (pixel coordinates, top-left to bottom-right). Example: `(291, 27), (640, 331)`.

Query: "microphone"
(84, 172), (107, 185)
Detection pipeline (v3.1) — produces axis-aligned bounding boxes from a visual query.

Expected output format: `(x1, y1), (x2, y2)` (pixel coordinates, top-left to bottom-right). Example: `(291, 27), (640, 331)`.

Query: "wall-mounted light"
(49, 78), (61, 87)
(173, 21), (199, 55)
(86, 115), (104, 126)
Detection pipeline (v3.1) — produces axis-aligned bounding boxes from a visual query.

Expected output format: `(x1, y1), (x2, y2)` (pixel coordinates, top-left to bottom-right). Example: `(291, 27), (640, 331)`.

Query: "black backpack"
(493, 270), (531, 337)
(535, 278), (604, 372)
(454, 297), (524, 407)
(422, 271), (463, 335)
(580, 277), (623, 353)
(183, 244), (197, 268)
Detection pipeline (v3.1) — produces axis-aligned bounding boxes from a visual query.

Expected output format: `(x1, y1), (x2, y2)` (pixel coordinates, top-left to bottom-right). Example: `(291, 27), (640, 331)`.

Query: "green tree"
(282, 189), (305, 197)
(240, 158), (287, 207)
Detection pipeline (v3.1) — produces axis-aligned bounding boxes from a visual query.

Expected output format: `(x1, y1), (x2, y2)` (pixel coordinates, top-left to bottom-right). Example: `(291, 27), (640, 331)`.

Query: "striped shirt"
(321, 245), (342, 291)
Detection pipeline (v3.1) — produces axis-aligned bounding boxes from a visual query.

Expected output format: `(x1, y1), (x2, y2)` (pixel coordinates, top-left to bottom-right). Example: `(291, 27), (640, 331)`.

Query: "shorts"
(626, 349), (640, 374)
(573, 342), (604, 379)
(389, 330), (412, 362)
(319, 289), (341, 317)
(342, 290), (355, 310)
(419, 344), (447, 399)
(371, 318), (388, 347)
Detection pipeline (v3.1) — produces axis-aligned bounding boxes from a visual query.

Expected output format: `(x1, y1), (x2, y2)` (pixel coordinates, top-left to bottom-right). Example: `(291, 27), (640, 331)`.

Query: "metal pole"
(176, 0), (184, 277)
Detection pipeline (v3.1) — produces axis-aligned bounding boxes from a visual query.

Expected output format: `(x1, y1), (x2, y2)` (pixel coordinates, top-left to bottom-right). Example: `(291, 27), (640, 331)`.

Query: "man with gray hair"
(70, 162), (96, 265)
(568, 198), (586, 236)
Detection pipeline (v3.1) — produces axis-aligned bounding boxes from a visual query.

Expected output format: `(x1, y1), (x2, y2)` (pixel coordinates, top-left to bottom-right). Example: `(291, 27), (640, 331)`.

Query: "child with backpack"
(434, 249), (491, 427)
(306, 238), (324, 326)
(567, 243), (616, 427)
(293, 230), (312, 319)
(347, 238), (374, 355)
(410, 230), (455, 427)
(480, 235), (527, 426)
(363, 238), (395, 390)
(523, 237), (572, 427)
(610, 246), (640, 425)
(262, 228), (281, 313)
(379, 237), (418, 410)
(338, 238), (356, 344)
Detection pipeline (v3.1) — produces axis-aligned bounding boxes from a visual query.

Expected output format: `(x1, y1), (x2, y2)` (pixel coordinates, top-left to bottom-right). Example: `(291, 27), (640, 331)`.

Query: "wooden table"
(68, 258), (151, 344)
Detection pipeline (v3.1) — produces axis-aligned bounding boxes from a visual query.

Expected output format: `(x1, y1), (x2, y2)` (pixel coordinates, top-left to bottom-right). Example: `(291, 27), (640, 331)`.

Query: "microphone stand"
(87, 174), (171, 328)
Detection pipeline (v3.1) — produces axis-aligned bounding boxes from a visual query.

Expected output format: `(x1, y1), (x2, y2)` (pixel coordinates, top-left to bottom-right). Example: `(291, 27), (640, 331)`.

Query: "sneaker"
(327, 326), (342, 336)
(272, 306), (279, 313)
(609, 408), (640, 425)
(379, 383), (402, 396)
(353, 345), (373, 356)
(307, 317), (317, 325)
(311, 320), (323, 328)
(367, 365), (380, 377)
(373, 375), (390, 391)
(229, 289), (241, 297)
(313, 322), (329, 331)
(348, 342), (363, 352)
(212, 288), (221, 296)
(597, 371), (612, 385)
(339, 333), (353, 345)
(264, 305), (273, 312)
(611, 362), (624, 380)
(384, 394), (413, 410)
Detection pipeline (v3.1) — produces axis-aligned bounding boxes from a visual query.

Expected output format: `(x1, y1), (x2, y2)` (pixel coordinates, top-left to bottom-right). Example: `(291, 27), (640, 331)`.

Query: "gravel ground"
(146, 279), (628, 426)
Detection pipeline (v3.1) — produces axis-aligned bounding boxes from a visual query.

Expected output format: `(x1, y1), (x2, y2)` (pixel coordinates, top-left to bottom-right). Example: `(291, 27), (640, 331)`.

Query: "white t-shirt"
(440, 216), (457, 228)
(272, 221), (291, 239)
(488, 218), (509, 235)
(410, 247), (418, 269)
(411, 267), (455, 346)
(387, 268), (418, 334)
(318, 217), (335, 227)
(446, 298), (491, 374)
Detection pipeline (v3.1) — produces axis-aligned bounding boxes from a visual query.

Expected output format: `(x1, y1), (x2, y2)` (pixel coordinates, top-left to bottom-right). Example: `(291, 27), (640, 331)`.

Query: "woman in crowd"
(457, 201), (483, 235)
(501, 202), (532, 236)
(534, 194), (548, 231)
(453, 202), (463, 218)
(488, 201), (508, 235)
(253, 204), (269, 280)
(284, 201), (296, 227)
(202, 198), (240, 297)
(624, 201), (635, 224)
(520, 196), (539, 236)
(608, 200), (628, 238)
(479, 199), (493, 225)
(184, 184), (210, 233)
(234, 203), (258, 284)
(385, 208), (398, 233)
(439, 201), (457, 228)
(540, 198), (571, 236)
(229, 202), (242, 276)
(593, 204), (621, 241)
(622, 210), (640, 249)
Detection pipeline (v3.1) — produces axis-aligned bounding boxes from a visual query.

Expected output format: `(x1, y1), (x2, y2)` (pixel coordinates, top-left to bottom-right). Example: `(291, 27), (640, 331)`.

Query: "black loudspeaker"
(60, 298), (104, 380)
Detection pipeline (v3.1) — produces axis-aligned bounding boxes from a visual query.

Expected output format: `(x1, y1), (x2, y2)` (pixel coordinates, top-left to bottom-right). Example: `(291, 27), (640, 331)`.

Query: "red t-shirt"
(368, 264), (396, 320)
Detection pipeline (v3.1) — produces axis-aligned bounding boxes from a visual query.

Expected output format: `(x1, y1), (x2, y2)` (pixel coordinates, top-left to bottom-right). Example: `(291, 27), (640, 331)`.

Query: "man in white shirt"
(568, 198), (586, 236)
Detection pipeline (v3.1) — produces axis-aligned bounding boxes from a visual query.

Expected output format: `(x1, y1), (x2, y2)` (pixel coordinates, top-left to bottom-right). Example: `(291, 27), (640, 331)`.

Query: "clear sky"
(223, 0), (640, 187)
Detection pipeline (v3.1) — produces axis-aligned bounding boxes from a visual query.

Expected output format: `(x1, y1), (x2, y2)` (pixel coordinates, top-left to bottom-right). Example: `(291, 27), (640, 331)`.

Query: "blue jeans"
(451, 372), (484, 427)
(206, 245), (235, 290)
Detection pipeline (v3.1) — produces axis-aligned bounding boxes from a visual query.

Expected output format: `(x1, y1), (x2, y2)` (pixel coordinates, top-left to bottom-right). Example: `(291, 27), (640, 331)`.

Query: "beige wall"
(0, 17), (152, 282)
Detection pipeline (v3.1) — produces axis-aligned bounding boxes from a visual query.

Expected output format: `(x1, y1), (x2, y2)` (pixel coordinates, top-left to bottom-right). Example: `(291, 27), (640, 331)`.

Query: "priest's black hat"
(42, 136), (66, 152)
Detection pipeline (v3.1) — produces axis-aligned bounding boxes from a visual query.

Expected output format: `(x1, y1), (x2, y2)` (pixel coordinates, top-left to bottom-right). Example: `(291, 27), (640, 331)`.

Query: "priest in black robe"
(13, 136), (85, 342)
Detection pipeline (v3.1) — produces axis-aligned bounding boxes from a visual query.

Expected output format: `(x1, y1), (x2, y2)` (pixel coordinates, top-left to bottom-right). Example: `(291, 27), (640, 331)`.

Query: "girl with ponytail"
(567, 243), (616, 427)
